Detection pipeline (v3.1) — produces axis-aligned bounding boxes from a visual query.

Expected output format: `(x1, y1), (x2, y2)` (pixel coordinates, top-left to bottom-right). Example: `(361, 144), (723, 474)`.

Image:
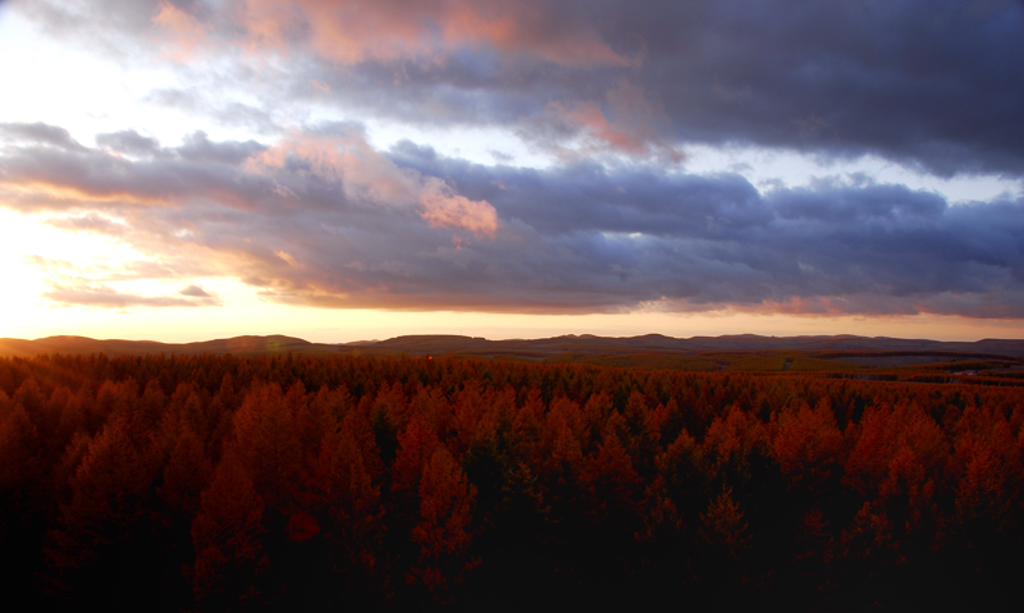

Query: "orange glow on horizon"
(1, 181), (170, 206)
(1, 208), (1021, 345)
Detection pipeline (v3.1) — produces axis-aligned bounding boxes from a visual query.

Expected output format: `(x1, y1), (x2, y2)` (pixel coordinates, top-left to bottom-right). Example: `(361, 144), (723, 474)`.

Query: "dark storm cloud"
(17, 0), (1023, 175)
(630, 0), (1024, 177)
(2, 123), (1022, 317)
(273, 0), (1024, 175)
(471, 165), (1024, 314)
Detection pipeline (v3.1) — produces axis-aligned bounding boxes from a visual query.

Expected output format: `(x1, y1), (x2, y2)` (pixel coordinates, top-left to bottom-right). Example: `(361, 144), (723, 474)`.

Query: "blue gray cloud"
(2, 123), (1022, 317)
(15, 0), (1024, 175)
(3, 1), (1023, 320)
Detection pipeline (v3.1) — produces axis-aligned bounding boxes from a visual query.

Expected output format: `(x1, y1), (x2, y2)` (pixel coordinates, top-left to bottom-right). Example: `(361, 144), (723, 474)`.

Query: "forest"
(1, 351), (1022, 610)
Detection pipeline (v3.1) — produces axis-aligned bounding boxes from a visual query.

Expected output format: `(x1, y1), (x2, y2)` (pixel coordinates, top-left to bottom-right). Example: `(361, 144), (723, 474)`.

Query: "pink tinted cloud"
(247, 128), (420, 206)
(248, 129), (498, 237)
(235, 0), (631, 66)
(440, 2), (632, 67)
(152, 1), (210, 61)
(419, 178), (498, 237)
(546, 81), (683, 161)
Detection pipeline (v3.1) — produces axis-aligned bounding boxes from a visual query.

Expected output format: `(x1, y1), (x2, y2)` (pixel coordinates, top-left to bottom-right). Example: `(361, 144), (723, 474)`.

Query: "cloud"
(1, 122), (86, 151)
(418, 178), (497, 237)
(45, 213), (128, 235)
(522, 80), (684, 161)
(0, 123), (270, 208)
(95, 130), (162, 157)
(2, 123), (1022, 318)
(179, 284), (213, 298)
(230, 0), (633, 66)
(151, 1), (210, 60)
(43, 284), (220, 308)
(16, 1), (1022, 175)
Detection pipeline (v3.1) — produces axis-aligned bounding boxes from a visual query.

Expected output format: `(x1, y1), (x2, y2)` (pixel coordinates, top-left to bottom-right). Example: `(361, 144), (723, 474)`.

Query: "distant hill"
(363, 333), (1024, 360)
(3, 333), (1024, 366)
(0, 334), (339, 358)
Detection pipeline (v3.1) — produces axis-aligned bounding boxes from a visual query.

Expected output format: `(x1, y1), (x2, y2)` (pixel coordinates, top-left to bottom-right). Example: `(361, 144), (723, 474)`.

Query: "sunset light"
(1, 0), (1022, 343)
(3, 2), (1024, 608)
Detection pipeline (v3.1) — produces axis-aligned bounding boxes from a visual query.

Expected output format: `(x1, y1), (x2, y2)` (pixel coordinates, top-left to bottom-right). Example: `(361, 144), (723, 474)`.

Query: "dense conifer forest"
(2, 352), (1022, 610)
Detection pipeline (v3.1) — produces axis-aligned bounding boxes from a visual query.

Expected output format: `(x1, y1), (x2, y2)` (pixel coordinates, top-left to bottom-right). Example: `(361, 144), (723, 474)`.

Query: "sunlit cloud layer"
(1, 0), (1023, 339)
(2, 120), (1021, 317)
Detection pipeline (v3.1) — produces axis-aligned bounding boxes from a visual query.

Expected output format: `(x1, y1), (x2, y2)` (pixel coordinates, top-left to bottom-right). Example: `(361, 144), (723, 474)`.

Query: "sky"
(1, 0), (1023, 343)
